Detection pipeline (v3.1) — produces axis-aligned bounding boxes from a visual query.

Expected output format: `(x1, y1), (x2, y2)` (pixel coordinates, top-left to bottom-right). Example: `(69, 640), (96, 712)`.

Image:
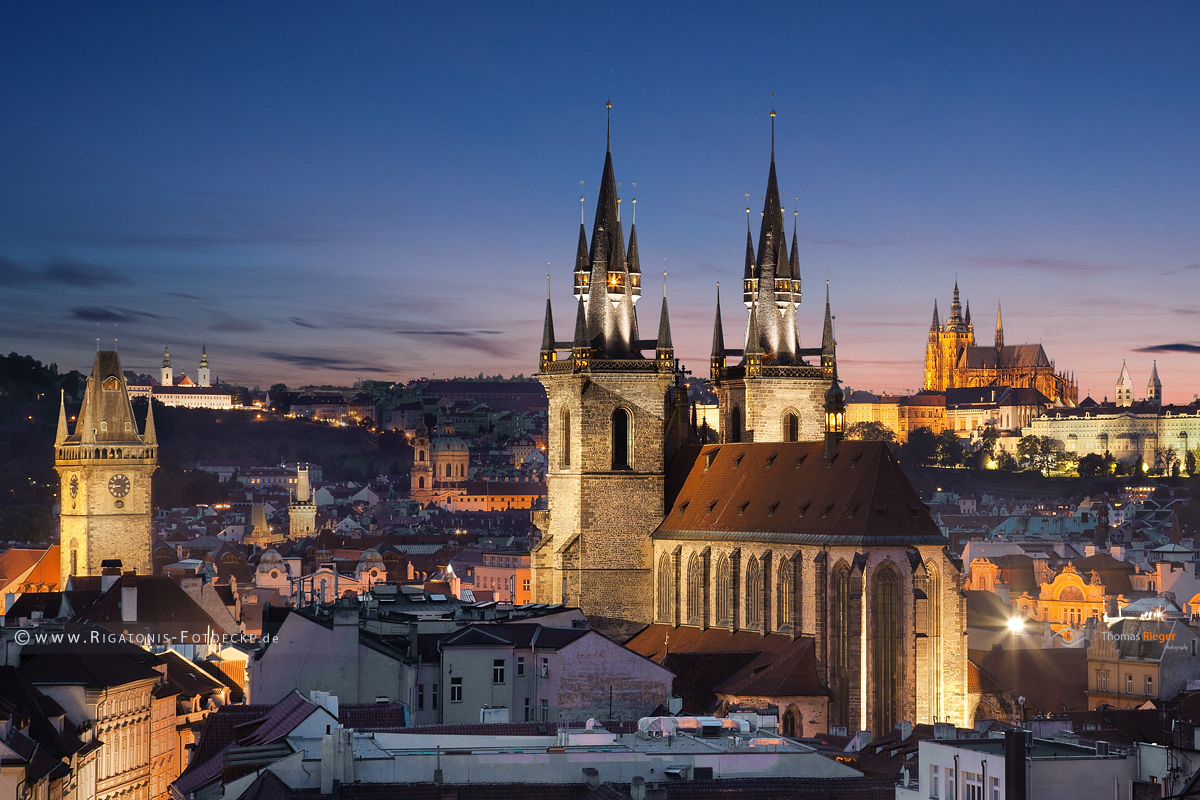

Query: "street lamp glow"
(1007, 617), (1024, 633)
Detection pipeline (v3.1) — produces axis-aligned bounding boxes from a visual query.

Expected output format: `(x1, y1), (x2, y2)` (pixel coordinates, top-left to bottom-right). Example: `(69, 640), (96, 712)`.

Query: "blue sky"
(2, 3), (1197, 401)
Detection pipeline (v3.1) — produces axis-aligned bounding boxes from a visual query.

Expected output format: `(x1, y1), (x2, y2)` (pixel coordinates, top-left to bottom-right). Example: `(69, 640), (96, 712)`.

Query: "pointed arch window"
(784, 412), (799, 442)
(612, 408), (632, 469)
(831, 565), (851, 728)
(729, 406), (742, 443)
(777, 559), (795, 627)
(745, 556), (762, 628)
(656, 554), (673, 622)
(561, 409), (571, 468)
(715, 556), (733, 626)
(873, 566), (901, 735)
(687, 554), (704, 625)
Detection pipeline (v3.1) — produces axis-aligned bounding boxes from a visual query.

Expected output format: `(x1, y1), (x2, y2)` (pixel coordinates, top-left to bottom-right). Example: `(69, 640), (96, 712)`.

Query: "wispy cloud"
(259, 352), (395, 373)
(393, 329), (509, 357)
(0, 256), (132, 288)
(289, 317), (322, 329)
(1134, 343), (1200, 354)
(70, 307), (161, 323)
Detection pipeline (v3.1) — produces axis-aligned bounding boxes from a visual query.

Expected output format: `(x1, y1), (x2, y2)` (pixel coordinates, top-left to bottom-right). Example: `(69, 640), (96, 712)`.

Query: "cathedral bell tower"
(710, 112), (834, 445)
(55, 350), (156, 581)
(532, 107), (691, 636)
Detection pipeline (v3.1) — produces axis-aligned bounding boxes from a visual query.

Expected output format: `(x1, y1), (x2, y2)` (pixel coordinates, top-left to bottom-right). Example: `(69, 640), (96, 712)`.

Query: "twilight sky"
(2, 3), (1198, 402)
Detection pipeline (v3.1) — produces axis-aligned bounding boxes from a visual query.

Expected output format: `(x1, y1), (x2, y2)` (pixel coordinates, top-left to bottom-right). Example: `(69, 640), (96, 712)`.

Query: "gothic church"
(531, 115), (968, 735)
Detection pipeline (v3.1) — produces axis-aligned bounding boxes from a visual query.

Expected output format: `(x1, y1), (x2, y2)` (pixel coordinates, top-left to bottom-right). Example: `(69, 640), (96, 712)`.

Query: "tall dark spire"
(931, 299), (941, 332)
(656, 294), (673, 350)
(540, 294), (556, 354)
(789, 211), (799, 279)
(965, 299), (972, 328)
(711, 284), (725, 359)
(821, 281), (834, 353)
(572, 295), (588, 351)
(995, 302), (1004, 350)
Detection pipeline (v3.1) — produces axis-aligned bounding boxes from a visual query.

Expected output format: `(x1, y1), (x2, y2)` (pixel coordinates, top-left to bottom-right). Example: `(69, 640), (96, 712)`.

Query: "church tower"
(410, 424), (433, 494)
(710, 112), (832, 444)
(532, 108), (690, 635)
(160, 345), (173, 387)
(1116, 361), (1134, 407)
(1148, 361), (1162, 407)
(197, 345), (211, 388)
(55, 350), (156, 581)
(289, 464), (317, 538)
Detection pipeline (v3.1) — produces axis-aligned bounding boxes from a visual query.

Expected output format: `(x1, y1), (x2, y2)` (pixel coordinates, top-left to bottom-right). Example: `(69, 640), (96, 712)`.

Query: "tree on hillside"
(846, 421), (896, 443)
(1018, 435), (1059, 474)
(1078, 451), (1117, 478)
(935, 430), (965, 467)
(901, 427), (939, 466)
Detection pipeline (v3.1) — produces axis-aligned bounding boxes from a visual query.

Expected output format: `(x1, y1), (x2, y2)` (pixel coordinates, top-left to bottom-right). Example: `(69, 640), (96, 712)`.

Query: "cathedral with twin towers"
(532, 110), (968, 736)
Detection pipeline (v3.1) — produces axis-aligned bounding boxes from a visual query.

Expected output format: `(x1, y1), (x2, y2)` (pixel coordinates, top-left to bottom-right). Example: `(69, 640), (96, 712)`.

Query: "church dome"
(257, 549), (284, 572)
(431, 435), (468, 453)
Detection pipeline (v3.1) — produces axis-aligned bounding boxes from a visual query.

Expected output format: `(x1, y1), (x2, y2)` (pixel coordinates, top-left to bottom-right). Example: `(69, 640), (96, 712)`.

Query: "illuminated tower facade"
(532, 113), (691, 635)
(55, 351), (156, 580)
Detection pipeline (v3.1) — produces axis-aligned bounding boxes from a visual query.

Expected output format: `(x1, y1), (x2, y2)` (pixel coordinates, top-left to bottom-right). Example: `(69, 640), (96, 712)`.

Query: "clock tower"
(55, 350), (157, 581)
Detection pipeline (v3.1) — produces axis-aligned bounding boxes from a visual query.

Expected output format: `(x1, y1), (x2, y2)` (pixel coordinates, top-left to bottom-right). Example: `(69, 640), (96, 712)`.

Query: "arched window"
(745, 557), (762, 628)
(418, 450), (425, 462)
(832, 565), (851, 728)
(657, 555), (673, 622)
(784, 412), (799, 442)
(561, 409), (571, 468)
(418, 477), (425, 489)
(715, 556), (732, 626)
(687, 554), (704, 625)
(873, 566), (901, 735)
(612, 408), (632, 469)
(777, 559), (794, 627)
(925, 564), (943, 722)
(446, 463), (452, 477)
(729, 406), (741, 443)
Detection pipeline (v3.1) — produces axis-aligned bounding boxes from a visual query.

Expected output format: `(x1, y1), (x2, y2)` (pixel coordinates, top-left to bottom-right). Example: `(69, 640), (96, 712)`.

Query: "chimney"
(180, 570), (203, 603)
(100, 560), (123, 592)
(898, 720), (913, 740)
(121, 573), (137, 623)
(582, 768), (599, 789)
(1004, 730), (1031, 800)
(630, 776), (647, 800)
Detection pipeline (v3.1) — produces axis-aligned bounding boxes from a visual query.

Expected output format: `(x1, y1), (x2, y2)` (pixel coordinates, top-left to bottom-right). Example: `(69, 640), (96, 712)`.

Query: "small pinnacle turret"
(995, 302), (1004, 350)
(655, 294), (674, 371)
(931, 299), (941, 332)
(143, 396), (157, 444)
(55, 390), (69, 446)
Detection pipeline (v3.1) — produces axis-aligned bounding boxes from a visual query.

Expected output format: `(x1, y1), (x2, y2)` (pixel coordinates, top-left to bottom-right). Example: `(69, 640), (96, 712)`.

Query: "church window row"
(658, 549), (933, 735)
(659, 547), (804, 634)
(723, 407), (802, 443)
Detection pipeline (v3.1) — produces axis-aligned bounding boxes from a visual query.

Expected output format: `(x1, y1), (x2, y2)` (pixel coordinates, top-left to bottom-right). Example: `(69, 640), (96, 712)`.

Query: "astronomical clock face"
(69, 474), (79, 498)
(108, 473), (131, 499)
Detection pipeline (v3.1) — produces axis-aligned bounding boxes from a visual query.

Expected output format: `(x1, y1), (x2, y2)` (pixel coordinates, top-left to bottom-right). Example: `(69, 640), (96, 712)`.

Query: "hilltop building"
(531, 114), (968, 734)
(1031, 362), (1200, 465)
(153, 345), (233, 409)
(924, 287), (1077, 404)
(54, 350), (157, 579)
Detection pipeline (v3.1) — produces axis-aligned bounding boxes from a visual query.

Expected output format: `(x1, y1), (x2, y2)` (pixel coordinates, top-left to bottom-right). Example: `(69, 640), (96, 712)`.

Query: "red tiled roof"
(970, 647), (1088, 712)
(628, 625), (827, 713)
(656, 441), (945, 546)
